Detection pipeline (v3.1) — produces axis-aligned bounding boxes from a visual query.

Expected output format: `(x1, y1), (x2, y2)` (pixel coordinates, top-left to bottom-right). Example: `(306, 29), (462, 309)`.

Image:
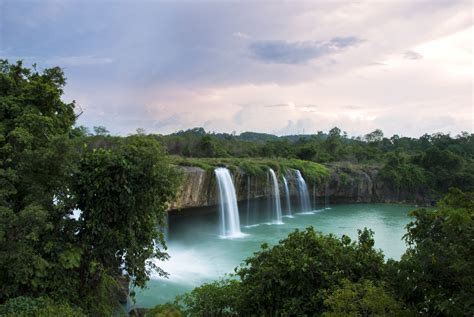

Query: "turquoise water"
(135, 203), (414, 307)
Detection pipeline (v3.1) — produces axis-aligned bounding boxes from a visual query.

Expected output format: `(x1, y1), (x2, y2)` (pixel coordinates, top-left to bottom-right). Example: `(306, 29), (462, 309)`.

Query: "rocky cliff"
(169, 163), (430, 211)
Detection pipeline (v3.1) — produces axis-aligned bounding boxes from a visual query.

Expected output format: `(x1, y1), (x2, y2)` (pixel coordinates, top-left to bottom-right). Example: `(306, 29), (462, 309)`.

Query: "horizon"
(87, 125), (471, 140)
(1, 0), (473, 137)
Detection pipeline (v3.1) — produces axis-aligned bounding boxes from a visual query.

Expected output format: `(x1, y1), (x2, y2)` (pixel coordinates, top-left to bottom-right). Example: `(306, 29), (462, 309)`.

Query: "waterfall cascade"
(268, 169), (283, 224)
(294, 169), (311, 212)
(215, 168), (242, 237)
(282, 176), (292, 216)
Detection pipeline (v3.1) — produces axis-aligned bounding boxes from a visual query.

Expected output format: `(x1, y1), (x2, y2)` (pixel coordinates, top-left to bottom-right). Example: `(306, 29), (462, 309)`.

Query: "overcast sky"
(1, 0), (472, 137)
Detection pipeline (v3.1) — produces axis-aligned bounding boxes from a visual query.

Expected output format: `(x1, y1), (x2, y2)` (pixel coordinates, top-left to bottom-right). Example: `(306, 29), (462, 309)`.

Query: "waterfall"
(214, 168), (242, 237)
(268, 169), (283, 224)
(294, 170), (311, 212)
(282, 176), (292, 216)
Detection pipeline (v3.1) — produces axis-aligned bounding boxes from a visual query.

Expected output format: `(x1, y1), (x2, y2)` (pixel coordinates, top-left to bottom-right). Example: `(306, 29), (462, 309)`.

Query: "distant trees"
(93, 126), (110, 136)
(364, 129), (384, 142)
(156, 127), (474, 195)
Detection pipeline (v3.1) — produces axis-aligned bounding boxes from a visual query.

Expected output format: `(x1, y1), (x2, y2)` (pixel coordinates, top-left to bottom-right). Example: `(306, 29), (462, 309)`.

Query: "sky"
(1, 0), (473, 137)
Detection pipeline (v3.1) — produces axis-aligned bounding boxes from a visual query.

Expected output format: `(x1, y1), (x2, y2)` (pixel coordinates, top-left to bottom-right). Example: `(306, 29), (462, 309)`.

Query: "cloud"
(404, 50), (423, 60)
(248, 36), (364, 64)
(264, 103), (289, 108)
(47, 55), (113, 66)
(1, 0), (471, 137)
(233, 32), (250, 39)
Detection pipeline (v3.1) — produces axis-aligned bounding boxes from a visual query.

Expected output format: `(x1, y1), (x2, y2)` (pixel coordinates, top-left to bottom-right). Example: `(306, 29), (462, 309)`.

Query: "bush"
(180, 279), (240, 316)
(145, 302), (184, 317)
(0, 296), (86, 317)
(322, 279), (404, 316)
(391, 188), (474, 316)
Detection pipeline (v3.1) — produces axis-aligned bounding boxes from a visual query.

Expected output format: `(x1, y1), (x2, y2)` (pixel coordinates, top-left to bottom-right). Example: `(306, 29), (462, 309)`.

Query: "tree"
(391, 189), (474, 316)
(93, 125), (110, 136)
(364, 129), (384, 143)
(73, 136), (181, 304)
(0, 61), (182, 315)
(322, 279), (403, 316)
(0, 60), (77, 302)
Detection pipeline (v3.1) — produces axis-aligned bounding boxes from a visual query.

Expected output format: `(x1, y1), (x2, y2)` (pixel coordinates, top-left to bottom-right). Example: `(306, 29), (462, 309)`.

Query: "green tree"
(322, 279), (403, 316)
(390, 188), (474, 316)
(218, 227), (384, 315)
(73, 136), (181, 308)
(180, 279), (240, 316)
(0, 60), (78, 302)
(0, 61), (182, 315)
(364, 129), (384, 143)
(93, 125), (110, 136)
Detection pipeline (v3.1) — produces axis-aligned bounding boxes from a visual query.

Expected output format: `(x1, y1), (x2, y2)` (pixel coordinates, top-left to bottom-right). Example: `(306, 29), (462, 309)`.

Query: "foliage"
(390, 188), (474, 316)
(0, 61), (182, 315)
(144, 302), (184, 317)
(0, 60), (78, 303)
(172, 156), (329, 184)
(234, 227), (385, 316)
(158, 127), (474, 195)
(0, 296), (86, 317)
(74, 136), (181, 291)
(379, 152), (429, 195)
(322, 279), (404, 317)
(180, 279), (240, 316)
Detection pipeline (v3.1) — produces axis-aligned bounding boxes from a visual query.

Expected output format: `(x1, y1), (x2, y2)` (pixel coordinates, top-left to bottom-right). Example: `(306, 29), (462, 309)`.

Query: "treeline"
(76, 126), (474, 197)
(155, 127), (474, 196)
(146, 189), (474, 316)
(0, 61), (181, 315)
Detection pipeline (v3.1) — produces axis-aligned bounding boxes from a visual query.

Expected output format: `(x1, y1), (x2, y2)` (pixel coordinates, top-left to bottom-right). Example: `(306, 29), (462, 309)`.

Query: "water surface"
(135, 203), (413, 307)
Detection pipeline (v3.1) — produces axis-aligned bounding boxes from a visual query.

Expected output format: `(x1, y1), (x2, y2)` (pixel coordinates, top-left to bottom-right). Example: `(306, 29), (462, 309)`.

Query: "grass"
(171, 156), (330, 184)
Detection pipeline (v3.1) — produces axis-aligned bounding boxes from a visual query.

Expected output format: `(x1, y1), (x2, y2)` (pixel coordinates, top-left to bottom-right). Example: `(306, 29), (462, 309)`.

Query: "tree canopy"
(0, 60), (181, 315)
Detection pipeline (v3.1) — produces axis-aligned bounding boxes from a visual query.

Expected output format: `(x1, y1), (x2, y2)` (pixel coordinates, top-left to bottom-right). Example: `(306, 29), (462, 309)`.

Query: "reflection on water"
(135, 203), (414, 307)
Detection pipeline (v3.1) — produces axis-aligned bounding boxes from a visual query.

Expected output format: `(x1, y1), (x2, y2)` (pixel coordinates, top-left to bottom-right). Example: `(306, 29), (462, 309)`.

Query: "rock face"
(169, 166), (268, 210)
(169, 164), (430, 211)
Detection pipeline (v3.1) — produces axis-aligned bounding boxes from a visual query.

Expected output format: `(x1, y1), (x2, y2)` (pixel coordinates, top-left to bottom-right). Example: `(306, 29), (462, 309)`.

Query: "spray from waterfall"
(214, 168), (243, 238)
(294, 170), (311, 213)
(269, 169), (283, 224)
(283, 176), (292, 216)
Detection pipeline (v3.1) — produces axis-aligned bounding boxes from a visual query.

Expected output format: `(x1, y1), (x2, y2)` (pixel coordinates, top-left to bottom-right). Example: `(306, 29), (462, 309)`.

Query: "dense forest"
(80, 123), (474, 198)
(1, 60), (473, 316)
